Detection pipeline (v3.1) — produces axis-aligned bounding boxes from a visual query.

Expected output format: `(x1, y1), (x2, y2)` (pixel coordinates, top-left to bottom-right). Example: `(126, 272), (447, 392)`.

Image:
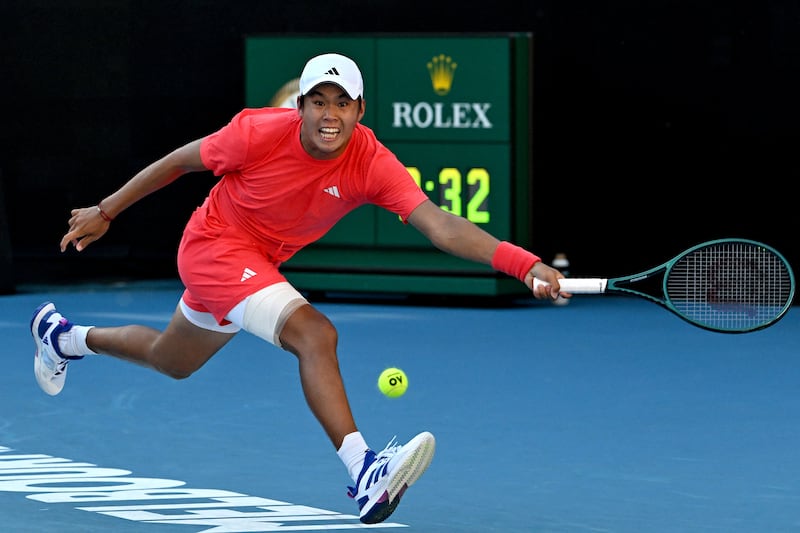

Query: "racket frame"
(546, 238), (796, 333)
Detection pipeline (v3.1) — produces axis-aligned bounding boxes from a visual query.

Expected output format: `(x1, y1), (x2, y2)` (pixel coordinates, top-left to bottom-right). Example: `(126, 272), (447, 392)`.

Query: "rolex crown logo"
(427, 54), (457, 96)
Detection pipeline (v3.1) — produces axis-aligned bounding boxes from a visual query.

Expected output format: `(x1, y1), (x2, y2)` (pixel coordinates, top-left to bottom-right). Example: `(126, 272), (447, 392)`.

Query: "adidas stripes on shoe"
(347, 431), (435, 524)
(31, 302), (84, 396)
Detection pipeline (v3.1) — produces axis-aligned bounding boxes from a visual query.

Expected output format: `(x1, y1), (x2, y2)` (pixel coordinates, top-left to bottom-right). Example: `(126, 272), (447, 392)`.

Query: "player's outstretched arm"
(407, 199), (567, 300)
(60, 139), (207, 252)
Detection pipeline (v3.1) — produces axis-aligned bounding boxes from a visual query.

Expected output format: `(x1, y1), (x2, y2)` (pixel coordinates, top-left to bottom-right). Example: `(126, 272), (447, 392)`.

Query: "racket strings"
(665, 242), (794, 331)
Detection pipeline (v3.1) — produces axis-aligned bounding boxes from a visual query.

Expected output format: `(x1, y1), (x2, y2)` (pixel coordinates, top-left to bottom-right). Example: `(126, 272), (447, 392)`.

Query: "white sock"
(57, 325), (98, 356)
(337, 431), (370, 482)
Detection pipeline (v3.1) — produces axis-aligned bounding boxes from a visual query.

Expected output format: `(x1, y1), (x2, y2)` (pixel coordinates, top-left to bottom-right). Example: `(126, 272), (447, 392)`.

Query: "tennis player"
(30, 53), (567, 524)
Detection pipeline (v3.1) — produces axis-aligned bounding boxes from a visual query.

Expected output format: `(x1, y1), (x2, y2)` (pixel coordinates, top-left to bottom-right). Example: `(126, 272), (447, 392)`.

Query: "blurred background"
(1, 0), (797, 298)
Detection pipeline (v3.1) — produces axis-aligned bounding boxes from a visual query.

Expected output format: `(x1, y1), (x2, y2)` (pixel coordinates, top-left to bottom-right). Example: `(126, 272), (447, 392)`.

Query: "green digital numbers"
(406, 166), (490, 224)
(439, 168), (462, 216)
(466, 168), (490, 224)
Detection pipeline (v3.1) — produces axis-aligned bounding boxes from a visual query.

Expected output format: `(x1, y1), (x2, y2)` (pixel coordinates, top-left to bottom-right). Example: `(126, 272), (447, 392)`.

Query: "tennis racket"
(535, 238), (795, 333)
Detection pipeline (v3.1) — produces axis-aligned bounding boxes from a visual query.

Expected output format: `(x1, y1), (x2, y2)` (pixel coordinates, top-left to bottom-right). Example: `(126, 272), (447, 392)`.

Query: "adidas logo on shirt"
(240, 267), (257, 282)
(323, 186), (341, 198)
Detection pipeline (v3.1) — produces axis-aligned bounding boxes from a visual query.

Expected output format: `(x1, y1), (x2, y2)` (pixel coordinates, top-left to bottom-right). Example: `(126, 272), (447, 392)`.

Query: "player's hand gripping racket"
(535, 238), (795, 333)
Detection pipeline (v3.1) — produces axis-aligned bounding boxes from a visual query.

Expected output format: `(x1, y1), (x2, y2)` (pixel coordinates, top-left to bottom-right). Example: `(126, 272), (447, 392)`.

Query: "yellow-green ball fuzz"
(378, 367), (408, 398)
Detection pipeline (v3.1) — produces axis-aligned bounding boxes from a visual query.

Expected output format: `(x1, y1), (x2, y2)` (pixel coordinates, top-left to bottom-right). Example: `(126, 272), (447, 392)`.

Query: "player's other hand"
(527, 262), (571, 302)
(60, 205), (110, 252)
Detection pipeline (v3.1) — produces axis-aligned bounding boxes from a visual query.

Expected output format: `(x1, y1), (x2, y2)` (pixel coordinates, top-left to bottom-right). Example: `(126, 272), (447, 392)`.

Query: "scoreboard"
(245, 34), (533, 296)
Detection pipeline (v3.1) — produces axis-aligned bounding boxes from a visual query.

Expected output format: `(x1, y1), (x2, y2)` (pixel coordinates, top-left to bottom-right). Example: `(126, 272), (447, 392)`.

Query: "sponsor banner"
(375, 37), (510, 142)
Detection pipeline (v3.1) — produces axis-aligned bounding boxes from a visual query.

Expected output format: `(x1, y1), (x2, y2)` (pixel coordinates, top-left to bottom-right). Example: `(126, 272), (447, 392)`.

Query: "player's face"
(298, 83), (365, 160)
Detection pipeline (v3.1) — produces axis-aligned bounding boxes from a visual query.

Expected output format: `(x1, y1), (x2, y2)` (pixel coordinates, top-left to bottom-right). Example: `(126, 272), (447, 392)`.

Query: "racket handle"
(533, 277), (608, 294)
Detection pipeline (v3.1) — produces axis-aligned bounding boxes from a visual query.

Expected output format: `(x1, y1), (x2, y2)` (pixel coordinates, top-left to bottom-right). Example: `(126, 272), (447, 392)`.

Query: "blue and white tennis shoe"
(347, 431), (435, 524)
(31, 302), (83, 396)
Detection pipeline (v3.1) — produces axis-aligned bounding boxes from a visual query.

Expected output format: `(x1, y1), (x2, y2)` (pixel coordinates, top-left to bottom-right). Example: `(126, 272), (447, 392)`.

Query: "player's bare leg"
(30, 298), (433, 524)
(278, 304), (357, 449)
(32, 302), (235, 395)
(275, 303), (434, 524)
(86, 305), (236, 378)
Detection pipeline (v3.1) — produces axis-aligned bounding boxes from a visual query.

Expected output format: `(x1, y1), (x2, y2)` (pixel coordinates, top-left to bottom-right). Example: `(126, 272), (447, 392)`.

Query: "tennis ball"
(378, 367), (408, 398)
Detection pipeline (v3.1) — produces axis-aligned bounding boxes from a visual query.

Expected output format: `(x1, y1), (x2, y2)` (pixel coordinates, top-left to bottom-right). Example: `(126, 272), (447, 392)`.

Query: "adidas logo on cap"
(299, 53), (364, 100)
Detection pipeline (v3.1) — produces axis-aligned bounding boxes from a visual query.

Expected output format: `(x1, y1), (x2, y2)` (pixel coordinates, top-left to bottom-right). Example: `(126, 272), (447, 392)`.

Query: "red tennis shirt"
(178, 107), (428, 322)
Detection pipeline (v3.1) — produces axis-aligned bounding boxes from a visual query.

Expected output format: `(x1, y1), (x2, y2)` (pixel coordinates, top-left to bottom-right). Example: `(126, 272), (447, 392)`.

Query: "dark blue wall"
(1, 1), (797, 292)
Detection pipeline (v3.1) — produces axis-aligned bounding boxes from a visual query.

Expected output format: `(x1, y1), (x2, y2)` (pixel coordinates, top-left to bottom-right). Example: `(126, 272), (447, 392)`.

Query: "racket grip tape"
(533, 278), (608, 294)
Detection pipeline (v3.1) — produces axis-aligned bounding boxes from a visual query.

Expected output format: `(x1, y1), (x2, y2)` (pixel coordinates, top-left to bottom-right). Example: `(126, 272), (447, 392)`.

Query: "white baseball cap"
(299, 53), (364, 100)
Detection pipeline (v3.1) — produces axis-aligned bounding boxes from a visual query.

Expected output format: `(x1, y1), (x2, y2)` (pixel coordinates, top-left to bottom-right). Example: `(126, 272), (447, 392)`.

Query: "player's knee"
(157, 360), (199, 380)
(281, 310), (338, 357)
(149, 343), (207, 379)
(165, 369), (191, 380)
(307, 317), (338, 351)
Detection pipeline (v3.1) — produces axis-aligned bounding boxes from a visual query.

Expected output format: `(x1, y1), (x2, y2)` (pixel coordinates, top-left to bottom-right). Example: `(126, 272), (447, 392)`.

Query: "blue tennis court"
(2, 281), (798, 532)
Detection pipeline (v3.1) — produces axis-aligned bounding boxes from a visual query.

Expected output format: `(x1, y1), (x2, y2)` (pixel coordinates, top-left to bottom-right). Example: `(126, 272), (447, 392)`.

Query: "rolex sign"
(375, 37), (511, 143)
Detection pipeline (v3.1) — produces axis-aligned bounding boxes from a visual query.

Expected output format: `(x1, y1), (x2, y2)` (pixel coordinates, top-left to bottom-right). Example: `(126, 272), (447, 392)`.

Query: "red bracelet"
(97, 202), (114, 222)
(491, 241), (541, 282)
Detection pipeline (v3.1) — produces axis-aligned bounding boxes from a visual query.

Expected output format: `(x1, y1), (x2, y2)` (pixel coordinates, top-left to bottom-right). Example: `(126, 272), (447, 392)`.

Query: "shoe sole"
(361, 431), (436, 524)
(31, 302), (64, 396)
